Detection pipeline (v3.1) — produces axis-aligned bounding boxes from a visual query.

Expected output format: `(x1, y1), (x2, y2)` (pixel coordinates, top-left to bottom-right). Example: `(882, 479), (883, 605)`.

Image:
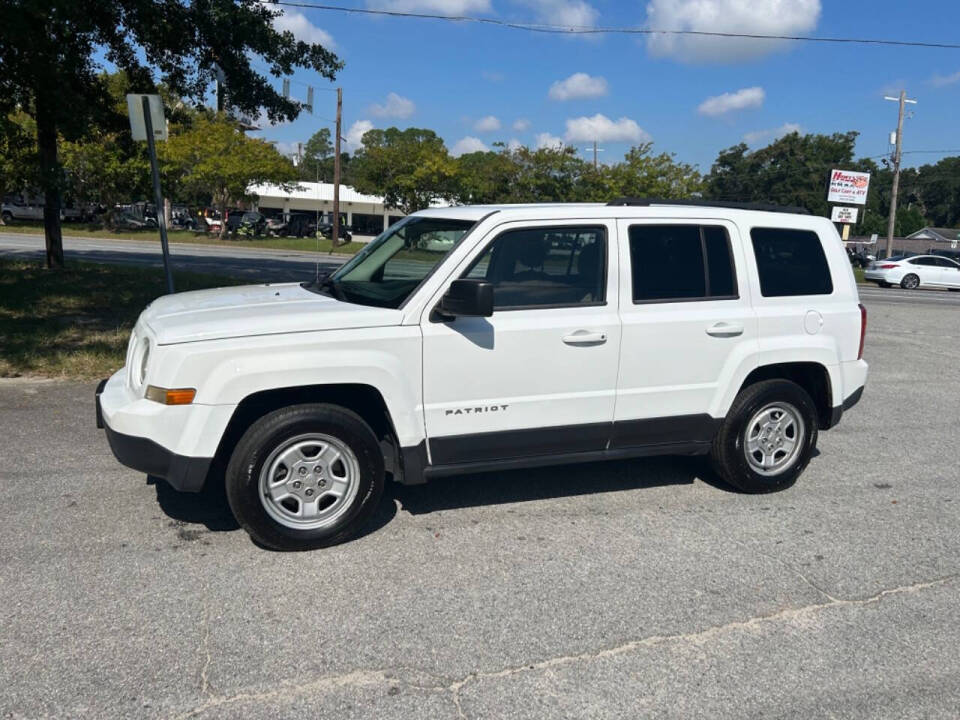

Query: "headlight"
(138, 338), (150, 386)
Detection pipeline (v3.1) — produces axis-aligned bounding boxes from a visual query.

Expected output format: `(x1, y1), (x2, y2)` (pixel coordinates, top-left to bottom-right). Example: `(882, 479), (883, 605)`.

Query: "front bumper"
(96, 373), (226, 493)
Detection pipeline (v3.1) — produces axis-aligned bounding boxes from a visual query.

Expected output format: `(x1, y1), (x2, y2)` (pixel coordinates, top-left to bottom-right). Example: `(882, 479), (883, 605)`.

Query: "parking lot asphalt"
(1, 294), (959, 719)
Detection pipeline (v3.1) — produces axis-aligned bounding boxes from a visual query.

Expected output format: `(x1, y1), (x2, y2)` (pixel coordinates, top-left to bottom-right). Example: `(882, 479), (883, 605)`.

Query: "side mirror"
(439, 279), (494, 318)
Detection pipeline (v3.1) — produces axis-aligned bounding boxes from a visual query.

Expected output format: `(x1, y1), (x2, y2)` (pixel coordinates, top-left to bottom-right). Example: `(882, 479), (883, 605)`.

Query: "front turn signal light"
(145, 386), (196, 405)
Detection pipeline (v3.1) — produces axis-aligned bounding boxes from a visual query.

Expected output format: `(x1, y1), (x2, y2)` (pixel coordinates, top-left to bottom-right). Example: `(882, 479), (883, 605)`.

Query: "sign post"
(127, 94), (174, 294)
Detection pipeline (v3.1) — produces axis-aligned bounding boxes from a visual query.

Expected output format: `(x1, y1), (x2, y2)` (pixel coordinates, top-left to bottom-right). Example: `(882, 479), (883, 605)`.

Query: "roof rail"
(606, 197), (810, 215)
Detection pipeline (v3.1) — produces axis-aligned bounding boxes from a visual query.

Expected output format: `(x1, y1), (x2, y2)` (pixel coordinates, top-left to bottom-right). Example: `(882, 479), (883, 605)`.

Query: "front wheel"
(225, 404), (384, 550)
(710, 380), (819, 494)
(1, 211), (12, 224)
(900, 274), (920, 290)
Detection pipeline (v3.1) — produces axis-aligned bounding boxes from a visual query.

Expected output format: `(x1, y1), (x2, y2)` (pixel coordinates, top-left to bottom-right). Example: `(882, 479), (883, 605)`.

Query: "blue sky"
(249, 0), (960, 173)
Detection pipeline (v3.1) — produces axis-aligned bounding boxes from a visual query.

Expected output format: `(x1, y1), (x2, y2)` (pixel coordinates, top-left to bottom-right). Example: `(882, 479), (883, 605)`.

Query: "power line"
(270, 1), (960, 49)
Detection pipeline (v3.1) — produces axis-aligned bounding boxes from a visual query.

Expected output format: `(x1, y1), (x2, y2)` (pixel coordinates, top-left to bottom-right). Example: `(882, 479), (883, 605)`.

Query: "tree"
(299, 128), (333, 181)
(0, 1), (341, 267)
(160, 115), (297, 238)
(0, 112), (38, 215)
(913, 156), (960, 228)
(596, 143), (703, 200)
(706, 131), (863, 217)
(351, 127), (458, 214)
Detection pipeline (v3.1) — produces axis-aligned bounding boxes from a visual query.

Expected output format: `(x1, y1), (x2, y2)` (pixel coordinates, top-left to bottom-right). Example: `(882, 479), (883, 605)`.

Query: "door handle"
(562, 330), (607, 345)
(706, 322), (744, 338)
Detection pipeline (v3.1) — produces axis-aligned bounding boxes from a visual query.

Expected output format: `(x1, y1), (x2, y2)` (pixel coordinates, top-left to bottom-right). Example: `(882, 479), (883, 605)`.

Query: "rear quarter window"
(750, 228), (833, 297)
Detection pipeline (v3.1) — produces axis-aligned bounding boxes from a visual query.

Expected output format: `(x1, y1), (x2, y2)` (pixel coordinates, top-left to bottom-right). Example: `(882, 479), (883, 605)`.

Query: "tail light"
(858, 303), (867, 360)
(879, 263), (900, 269)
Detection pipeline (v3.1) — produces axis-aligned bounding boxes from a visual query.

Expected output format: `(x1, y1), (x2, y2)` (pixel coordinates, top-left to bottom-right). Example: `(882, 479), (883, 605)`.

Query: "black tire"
(878, 281), (891, 288)
(949, 288), (960, 293)
(225, 403), (384, 550)
(709, 379), (819, 494)
(900, 274), (920, 290)
(1, 211), (12, 224)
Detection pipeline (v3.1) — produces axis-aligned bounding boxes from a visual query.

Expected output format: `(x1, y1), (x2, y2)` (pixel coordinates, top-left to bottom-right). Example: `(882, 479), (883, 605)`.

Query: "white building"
(248, 181), (407, 237)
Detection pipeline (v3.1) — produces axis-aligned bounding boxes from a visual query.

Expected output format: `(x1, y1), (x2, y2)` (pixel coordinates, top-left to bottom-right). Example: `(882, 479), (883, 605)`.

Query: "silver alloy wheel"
(258, 433), (360, 530)
(902, 274), (920, 289)
(743, 402), (806, 477)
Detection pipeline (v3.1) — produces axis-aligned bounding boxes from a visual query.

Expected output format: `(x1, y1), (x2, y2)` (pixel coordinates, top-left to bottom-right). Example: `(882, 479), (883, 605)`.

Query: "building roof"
(249, 181), (387, 206)
(907, 227), (960, 243)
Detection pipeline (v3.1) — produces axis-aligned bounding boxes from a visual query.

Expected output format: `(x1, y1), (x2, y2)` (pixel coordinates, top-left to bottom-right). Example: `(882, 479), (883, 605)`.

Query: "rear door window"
(750, 228), (833, 297)
(628, 224), (738, 303)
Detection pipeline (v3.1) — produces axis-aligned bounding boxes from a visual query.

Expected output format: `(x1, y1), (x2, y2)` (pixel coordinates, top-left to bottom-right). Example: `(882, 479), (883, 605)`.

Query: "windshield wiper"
(303, 275), (344, 301)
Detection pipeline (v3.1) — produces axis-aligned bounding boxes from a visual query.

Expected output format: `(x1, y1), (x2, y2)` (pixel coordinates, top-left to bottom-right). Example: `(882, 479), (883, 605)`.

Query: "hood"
(141, 283), (403, 345)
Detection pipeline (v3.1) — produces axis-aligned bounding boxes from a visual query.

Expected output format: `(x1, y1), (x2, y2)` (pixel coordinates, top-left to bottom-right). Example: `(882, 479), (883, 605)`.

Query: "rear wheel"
(878, 281), (891, 288)
(710, 380), (818, 494)
(900, 274), (920, 290)
(225, 403), (384, 550)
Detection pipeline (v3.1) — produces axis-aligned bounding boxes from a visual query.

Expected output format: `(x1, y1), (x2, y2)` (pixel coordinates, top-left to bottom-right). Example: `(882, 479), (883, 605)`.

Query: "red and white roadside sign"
(827, 169), (870, 205)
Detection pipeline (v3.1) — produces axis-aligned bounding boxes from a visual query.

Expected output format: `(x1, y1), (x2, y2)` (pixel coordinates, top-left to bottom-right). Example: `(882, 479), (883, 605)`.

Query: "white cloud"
(474, 115), (501, 132)
(564, 114), (650, 143)
(451, 136), (489, 156)
(743, 122), (802, 146)
(930, 70), (960, 88)
(645, 0), (821, 62)
(273, 141), (300, 159)
(367, 0), (491, 14)
(507, 138), (523, 151)
(369, 92), (415, 119)
(548, 73), (609, 101)
(698, 87), (765, 117)
(271, 7), (336, 49)
(512, 118), (531, 132)
(536, 132), (565, 150)
(345, 120), (374, 151)
(516, 0), (599, 28)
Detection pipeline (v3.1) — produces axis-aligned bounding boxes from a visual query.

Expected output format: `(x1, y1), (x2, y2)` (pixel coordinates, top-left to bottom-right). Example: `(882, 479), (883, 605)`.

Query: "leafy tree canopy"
(0, 0), (341, 265)
(351, 127), (458, 214)
(159, 114), (297, 237)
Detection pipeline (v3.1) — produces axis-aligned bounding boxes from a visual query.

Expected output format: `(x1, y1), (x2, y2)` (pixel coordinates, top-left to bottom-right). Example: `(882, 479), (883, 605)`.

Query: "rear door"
(907, 257), (942, 285)
(613, 219), (757, 446)
(420, 221), (621, 465)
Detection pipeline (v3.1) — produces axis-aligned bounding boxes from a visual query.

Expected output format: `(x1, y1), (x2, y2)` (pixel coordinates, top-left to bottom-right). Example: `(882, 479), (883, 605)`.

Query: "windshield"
(308, 216), (475, 308)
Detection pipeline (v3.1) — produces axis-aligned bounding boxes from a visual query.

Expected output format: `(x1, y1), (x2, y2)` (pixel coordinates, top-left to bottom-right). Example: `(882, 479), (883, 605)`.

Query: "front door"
(420, 221), (621, 466)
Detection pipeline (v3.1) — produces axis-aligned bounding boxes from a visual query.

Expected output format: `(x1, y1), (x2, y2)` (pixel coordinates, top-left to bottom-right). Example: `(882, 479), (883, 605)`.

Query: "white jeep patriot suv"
(97, 199), (868, 550)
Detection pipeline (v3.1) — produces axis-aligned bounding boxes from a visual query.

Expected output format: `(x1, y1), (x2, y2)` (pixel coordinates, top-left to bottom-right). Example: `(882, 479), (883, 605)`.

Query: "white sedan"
(864, 254), (960, 291)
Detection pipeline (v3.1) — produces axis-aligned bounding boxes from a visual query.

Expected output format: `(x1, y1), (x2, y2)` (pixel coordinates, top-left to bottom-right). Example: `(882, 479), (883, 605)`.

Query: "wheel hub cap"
(258, 433), (360, 530)
(743, 403), (805, 477)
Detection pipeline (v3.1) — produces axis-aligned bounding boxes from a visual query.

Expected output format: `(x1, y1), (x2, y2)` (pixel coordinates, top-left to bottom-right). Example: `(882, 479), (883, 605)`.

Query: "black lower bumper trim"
(827, 386), (865, 429)
(101, 415), (212, 493)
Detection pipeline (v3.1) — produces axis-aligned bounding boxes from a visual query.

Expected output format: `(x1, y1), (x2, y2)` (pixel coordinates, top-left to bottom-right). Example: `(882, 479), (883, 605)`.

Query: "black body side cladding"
(398, 414), (721, 484)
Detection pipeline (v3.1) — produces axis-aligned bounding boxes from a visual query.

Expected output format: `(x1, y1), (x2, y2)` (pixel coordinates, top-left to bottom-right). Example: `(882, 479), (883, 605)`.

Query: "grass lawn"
(854, 267), (865, 284)
(0, 221), (366, 255)
(0, 259), (242, 380)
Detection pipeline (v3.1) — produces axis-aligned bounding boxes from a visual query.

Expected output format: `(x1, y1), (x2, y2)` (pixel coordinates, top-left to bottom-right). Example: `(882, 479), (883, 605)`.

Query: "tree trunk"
(36, 94), (64, 268)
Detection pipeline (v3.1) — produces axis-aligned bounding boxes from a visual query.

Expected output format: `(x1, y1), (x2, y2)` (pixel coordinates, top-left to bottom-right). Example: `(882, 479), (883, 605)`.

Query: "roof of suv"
(412, 202), (821, 224)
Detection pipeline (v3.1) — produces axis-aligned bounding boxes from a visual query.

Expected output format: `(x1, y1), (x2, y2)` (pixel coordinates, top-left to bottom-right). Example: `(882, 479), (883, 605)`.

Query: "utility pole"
(332, 87), (342, 248)
(580, 141), (604, 169)
(883, 90), (917, 258)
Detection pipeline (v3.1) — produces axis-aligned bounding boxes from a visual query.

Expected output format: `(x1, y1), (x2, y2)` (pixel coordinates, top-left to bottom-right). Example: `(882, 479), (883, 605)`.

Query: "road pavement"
(1, 269), (959, 718)
(0, 231), (345, 283)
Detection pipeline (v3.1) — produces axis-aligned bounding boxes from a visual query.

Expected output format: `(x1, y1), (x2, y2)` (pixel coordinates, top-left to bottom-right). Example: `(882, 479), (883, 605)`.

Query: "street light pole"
(883, 90), (917, 258)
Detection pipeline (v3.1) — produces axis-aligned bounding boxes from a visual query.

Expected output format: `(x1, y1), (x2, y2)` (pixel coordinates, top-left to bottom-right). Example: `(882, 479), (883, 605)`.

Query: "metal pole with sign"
(127, 94), (174, 294)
